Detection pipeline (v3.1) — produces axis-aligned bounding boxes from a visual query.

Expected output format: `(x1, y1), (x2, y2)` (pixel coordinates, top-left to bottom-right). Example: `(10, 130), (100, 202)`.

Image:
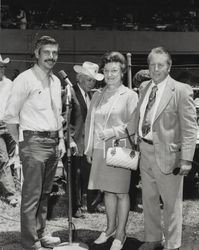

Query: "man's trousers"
(139, 140), (183, 249)
(0, 132), (16, 196)
(19, 134), (59, 250)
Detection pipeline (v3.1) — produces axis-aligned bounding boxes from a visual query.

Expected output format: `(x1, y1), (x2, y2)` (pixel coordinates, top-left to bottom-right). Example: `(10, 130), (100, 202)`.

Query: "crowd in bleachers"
(1, 2), (199, 31)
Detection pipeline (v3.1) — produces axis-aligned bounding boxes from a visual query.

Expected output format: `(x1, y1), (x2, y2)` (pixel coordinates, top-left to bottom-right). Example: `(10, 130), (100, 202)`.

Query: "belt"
(0, 120), (5, 125)
(23, 130), (59, 139)
(141, 137), (153, 145)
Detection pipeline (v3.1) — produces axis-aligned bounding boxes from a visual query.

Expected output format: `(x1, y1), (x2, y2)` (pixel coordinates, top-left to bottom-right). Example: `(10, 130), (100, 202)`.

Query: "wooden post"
(127, 52), (132, 89)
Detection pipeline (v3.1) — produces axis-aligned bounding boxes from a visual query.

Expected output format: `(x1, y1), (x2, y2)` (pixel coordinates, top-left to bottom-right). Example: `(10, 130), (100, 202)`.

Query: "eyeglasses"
(103, 69), (120, 75)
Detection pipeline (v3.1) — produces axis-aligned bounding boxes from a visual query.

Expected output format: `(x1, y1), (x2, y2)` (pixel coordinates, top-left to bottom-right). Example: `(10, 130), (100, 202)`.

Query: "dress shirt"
(0, 76), (12, 121)
(4, 64), (63, 133)
(78, 84), (91, 108)
(139, 76), (168, 140)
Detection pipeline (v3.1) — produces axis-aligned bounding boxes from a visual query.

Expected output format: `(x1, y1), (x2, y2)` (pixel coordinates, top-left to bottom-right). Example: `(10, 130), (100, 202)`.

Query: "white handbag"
(106, 129), (140, 171)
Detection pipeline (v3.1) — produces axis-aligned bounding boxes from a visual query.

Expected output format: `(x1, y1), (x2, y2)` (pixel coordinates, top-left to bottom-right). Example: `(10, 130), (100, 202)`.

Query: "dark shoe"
(40, 235), (61, 248)
(88, 204), (105, 213)
(91, 191), (104, 208)
(73, 208), (85, 218)
(138, 241), (163, 250)
(133, 204), (143, 213)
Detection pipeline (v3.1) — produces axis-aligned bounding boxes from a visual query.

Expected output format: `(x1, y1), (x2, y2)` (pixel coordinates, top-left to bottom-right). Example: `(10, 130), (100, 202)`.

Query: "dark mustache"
(45, 59), (56, 63)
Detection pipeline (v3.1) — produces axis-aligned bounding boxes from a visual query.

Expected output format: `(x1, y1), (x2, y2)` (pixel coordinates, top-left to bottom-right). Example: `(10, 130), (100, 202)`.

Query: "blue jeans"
(19, 134), (59, 250)
(0, 131), (16, 196)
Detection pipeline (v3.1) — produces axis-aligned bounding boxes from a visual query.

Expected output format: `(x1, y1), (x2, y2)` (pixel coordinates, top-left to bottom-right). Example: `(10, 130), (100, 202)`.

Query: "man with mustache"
(4, 36), (65, 250)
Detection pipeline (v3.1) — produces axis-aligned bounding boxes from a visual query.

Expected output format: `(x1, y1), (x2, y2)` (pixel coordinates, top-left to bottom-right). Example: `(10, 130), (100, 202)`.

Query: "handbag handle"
(125, 128), (137, 151)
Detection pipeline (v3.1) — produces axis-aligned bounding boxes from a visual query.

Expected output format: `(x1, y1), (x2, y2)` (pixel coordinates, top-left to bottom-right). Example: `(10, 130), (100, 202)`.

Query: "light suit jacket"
(128, 75), (197, 174)
(85, 84), (138, 157)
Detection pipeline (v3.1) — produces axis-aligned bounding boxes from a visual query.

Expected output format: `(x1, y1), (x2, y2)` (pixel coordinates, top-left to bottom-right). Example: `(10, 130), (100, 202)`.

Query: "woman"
(85, 51), (138, 250)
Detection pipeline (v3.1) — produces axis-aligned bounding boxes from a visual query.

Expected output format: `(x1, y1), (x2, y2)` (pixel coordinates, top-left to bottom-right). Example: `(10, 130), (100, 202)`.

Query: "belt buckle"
(46, 131), (51, 137)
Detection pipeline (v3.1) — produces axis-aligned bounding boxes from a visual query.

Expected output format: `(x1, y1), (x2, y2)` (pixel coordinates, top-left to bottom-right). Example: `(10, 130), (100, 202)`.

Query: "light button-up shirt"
(0, 76), (12, 121)
(4, 64), (63, 133)
(139, 76), (168, 140)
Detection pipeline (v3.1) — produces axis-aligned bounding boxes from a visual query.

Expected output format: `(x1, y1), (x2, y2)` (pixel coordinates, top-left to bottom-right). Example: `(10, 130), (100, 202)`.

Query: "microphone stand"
(54, 85), (88, 250)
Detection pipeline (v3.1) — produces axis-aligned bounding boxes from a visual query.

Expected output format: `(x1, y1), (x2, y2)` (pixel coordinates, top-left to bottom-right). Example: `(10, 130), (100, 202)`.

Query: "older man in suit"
(128, 47), (197, 250)
(62, 62), (104, 218)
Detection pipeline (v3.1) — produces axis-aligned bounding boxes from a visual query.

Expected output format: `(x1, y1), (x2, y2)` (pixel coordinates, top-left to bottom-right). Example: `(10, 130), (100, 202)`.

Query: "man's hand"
(179, 160), (192, 176)
(58, 138), (66, 158)
(70, 141), (78, 155)
(86, 155), (92, 164)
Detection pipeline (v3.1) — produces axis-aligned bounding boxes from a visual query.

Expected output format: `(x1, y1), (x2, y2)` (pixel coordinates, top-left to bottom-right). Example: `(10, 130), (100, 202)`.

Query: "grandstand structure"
(0, 0), (199, 87)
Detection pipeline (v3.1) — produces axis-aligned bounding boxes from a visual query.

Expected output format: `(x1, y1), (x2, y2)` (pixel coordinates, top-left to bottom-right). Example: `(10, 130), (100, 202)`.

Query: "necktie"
(142, 85), (158, 137)
(87, 91), (92, 100)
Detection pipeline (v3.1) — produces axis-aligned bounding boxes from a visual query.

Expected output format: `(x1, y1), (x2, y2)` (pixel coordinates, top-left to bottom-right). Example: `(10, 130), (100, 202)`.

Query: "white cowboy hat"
(74, 61), (104, 81)
(0, 54), (10, 64)
(194, 98), (199, 108)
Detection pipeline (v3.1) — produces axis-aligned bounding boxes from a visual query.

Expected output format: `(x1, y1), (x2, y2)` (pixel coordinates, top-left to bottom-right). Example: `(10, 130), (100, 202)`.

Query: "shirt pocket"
(31, 89), (49, 110)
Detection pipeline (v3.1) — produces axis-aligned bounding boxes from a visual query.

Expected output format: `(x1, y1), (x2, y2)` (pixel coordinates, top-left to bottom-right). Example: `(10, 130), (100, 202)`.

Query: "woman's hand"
(98, 128), (115, 141)
(86, 155), (92, 164)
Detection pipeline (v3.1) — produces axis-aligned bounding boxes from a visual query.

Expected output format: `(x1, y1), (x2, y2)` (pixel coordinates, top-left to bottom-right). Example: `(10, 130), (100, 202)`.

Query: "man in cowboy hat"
(62, 61), (104, 217)
(0, 54), (18, 206)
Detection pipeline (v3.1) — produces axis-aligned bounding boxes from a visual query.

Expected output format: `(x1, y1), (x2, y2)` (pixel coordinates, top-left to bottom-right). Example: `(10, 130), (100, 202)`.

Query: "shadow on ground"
(1, 228), (199, 250)
(88, 237), (143, 250)
(55, 228), (199, 250)
(55, 229), (144, 250)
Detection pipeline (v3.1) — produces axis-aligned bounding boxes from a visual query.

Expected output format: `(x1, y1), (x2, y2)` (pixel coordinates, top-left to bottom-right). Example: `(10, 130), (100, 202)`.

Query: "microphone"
(58, 70), (72, 102)
(58, 70), (73, 87)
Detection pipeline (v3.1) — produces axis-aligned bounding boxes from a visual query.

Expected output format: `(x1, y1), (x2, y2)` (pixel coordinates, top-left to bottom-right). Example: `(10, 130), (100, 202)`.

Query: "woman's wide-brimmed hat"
(74, 61), (104, 81)
(0, 54), (10, 64)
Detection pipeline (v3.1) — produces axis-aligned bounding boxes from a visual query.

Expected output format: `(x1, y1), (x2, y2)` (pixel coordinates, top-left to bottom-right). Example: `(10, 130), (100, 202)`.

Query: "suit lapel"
(73, 84), (87, 121)
(154, 77), (175, 122)
(104, 85), (127, 127)
(137, 81), (152, 112)
(135, 81), (152, 131)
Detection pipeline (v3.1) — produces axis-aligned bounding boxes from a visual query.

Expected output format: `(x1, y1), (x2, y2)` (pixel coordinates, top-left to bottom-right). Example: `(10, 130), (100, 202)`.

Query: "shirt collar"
(33, 64), (54, 82)
(151, 75), (169, 89)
